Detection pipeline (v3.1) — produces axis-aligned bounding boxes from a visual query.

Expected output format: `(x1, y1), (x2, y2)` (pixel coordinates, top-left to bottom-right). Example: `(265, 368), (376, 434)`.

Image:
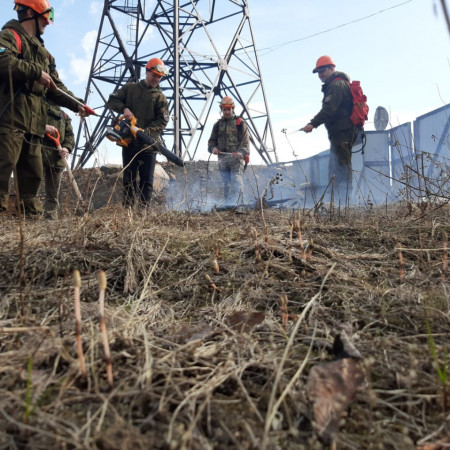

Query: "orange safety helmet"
(14, 0), (54, 21)
(312, 55), (336, 73)
(219, 96), (235, 109)
(146, 58), (168, 77)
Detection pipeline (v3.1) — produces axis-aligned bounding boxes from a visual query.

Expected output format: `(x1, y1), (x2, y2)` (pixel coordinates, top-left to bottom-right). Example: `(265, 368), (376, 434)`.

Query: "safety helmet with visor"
(312, 55), (335, 74)
(14, 0), (54, 23)
(219, 96), (235, 109)
(146, 58), (169, 77)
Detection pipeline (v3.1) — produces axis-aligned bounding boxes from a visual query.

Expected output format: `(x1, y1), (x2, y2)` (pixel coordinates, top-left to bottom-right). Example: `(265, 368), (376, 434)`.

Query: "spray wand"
(54, 87), (97, 117)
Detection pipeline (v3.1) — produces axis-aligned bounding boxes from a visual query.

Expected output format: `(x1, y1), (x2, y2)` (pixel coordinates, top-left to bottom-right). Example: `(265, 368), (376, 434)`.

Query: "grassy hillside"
(0, 197), (449, 449)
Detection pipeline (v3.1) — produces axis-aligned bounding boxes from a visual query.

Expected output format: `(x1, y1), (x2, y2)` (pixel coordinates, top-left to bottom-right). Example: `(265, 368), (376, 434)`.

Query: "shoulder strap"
(236, 117), (244, 147)
(8, 29), (22, 55)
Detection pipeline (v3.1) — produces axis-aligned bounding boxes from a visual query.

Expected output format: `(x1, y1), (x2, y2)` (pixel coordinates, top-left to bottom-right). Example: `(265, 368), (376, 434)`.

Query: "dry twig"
(73, 270), (87, 378)
(98, 270), (113, 388)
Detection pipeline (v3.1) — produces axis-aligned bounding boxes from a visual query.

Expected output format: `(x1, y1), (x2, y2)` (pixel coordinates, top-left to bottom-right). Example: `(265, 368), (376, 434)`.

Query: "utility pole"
(73, 0), (278, 168)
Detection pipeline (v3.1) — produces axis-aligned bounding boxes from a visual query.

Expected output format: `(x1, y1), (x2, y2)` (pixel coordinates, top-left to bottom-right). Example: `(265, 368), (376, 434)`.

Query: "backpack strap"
(236, 117), (243, 146)
(7, 29), (22, 55)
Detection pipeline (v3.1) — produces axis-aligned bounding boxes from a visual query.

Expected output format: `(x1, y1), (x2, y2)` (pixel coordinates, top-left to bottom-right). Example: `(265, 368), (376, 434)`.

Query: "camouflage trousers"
(0, 129), (43, 214)
(42, 161), (64, 217)
(218, 154), (243, 202)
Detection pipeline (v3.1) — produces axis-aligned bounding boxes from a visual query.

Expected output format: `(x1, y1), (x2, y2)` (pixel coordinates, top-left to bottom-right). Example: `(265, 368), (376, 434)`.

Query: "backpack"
(335, 78), (369, 128)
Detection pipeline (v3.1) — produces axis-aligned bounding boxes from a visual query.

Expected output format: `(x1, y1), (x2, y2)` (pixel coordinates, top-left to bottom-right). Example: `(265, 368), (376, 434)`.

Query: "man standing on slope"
(107, 57), (170, 208)
(41, 101), (74, 219)
(0, 0), (91, 216)
(301, 56), (358, 204)
(208, 96), (250, 205)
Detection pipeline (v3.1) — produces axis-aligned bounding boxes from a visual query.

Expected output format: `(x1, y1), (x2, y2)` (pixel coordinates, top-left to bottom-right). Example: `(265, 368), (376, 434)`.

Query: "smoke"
(161, 161), (311, 213)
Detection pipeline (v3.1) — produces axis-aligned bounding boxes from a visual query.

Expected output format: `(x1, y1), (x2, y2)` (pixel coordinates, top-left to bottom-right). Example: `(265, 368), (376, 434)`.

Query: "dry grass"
(0, 198), (449, 449)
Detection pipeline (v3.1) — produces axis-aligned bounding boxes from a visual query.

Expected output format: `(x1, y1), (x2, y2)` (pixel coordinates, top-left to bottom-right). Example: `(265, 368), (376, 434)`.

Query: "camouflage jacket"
(0, 20), (82, 137)
(42, 104), (74, 170)
(309, 71), (353, 137)
(107, 80), (169, 140)
(207, 115), (249, 156)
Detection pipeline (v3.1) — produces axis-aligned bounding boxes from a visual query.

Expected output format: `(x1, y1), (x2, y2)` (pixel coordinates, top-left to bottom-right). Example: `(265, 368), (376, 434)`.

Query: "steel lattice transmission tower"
(73, 0), (278, 168)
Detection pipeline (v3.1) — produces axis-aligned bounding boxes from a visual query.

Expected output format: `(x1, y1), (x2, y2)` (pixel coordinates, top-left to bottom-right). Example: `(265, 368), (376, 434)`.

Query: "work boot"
(44, 210), (58, 220)
(21, 196), (44, 216)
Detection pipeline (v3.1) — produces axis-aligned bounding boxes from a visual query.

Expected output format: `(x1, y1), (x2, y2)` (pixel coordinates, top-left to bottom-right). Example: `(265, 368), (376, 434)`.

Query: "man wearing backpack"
(208, 96), (249, 205)
(301, 56), (359, 205)
(0, 0), (91, 216)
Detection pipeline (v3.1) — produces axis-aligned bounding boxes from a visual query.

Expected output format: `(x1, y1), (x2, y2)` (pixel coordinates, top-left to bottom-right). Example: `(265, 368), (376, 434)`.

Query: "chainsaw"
(105, 116), (184, 167)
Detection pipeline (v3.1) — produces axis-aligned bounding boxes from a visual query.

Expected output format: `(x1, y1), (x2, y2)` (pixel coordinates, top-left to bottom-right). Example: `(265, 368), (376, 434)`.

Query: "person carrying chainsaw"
(0, 0), (93, 216)
(208, 96), (249, 203)
(301, 56), (358, 204)
(40, 101), (74, 219)
(106, 57), (170, 208)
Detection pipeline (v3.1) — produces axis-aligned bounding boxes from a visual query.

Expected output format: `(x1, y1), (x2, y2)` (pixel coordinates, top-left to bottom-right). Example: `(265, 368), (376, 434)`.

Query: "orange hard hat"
(14, 0), (53, 21)
(146, 58), (168, 77)
(312, 55), (336, 73)
(220, 96), (235, 108)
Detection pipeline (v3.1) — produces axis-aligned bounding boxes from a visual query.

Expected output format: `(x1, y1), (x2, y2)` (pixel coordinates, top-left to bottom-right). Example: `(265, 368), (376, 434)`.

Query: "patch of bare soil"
(0, 168), (449, 449)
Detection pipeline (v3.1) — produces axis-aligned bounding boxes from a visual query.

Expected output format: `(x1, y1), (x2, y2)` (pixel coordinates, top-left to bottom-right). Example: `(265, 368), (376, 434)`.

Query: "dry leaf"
(225, 311), (265, 333)
(306, 330), (365, 443)
(167, 323), (217, 344)
(417, 438), (450, 450)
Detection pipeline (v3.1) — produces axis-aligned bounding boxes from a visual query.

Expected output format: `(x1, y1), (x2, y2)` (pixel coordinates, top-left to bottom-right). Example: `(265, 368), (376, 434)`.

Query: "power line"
(257, 0), (414, 56)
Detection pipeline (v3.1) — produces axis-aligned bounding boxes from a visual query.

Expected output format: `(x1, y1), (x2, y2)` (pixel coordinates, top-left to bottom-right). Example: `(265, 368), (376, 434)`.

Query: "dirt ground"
(0, 165), (449, 449)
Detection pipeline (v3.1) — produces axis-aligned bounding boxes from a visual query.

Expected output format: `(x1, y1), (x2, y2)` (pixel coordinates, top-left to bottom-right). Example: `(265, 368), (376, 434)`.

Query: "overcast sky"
(1, 0), (449, 165)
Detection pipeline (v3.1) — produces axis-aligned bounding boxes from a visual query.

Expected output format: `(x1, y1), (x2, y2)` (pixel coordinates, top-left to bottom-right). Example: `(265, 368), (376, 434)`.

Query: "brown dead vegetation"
(0, 167), (449, 449)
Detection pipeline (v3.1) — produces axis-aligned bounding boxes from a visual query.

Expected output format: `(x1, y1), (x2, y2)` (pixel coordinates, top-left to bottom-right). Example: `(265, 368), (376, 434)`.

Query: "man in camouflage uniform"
(301, 55), (358, 204)
(41, 101), (74, 219)
(107, 57), (170, 207)
(208, 96), (250, 203)
(0, 0), (90, 216)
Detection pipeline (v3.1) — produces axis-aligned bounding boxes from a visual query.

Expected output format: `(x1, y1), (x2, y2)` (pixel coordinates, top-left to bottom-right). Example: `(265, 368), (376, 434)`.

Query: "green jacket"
(0, 20), (81, 137)
(309, 71), (353, 138)
(208, 115), (250, 156)
(106, 80), (169, 139)
(42, 104), (74, 170)
(107, 80), (169, 139)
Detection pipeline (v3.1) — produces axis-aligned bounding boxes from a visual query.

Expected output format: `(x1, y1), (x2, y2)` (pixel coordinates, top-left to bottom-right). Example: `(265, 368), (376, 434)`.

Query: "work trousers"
(328, 127), (358, 204)
(42, 157), (64, 217)
(0, 129), (43, 214)
(218, 154), (243, 203)
(122, 143), (156, 207)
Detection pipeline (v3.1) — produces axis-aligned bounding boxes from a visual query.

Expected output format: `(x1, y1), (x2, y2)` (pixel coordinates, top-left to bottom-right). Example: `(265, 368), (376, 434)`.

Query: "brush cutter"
(45, 130), (86, 208)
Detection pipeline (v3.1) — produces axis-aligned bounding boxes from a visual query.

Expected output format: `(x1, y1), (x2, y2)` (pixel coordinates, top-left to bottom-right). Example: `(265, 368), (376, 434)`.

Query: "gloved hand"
(83, 105), (96, 116)
(78, 104), (97, 117)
